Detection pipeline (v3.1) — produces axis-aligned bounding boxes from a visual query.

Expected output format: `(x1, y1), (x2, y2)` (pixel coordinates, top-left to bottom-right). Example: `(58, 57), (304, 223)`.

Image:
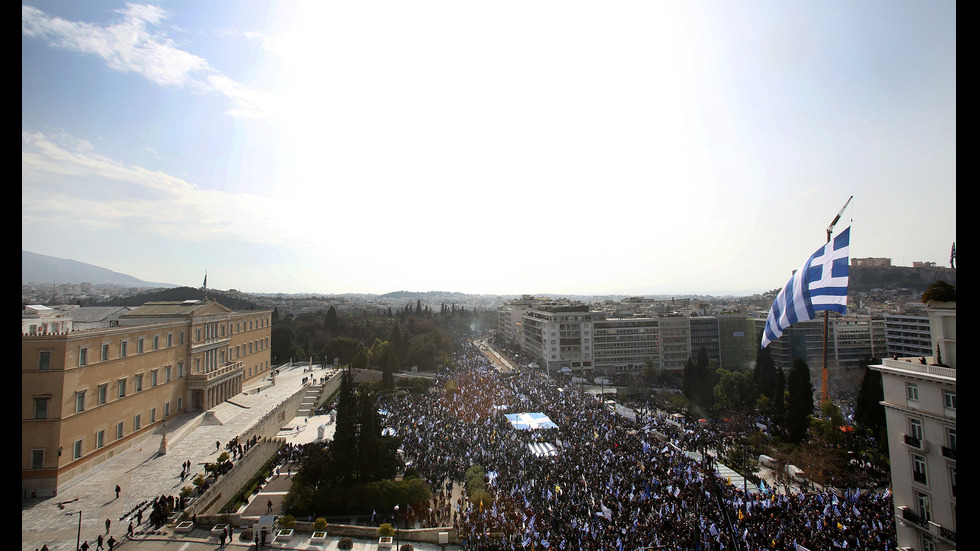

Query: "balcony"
(898, 507), (956, 546)
(902, 434), (928, 452)
(941, 445), (956, 461)
(186, 361), (244, 391)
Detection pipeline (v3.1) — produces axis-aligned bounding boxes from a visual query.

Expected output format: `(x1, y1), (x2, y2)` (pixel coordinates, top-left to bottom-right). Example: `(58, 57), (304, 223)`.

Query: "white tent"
(505, 412), (558, 430)
(528, 442), (558, 457)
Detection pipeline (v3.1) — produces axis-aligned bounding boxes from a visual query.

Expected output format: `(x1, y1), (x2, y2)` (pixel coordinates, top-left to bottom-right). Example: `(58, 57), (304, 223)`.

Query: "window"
(909, 418), (923, 441)
(944, 390), (956, 409)
(164, 402), (171, 417)
(179, 331), (184, 345)
(102, 343), (109, 361)
(73, 439), (83, 460)
(116, 421), (124, 439)
(151, 370), (158, 387)
(96, 430), (105, 449)
(38, 351), (51, 370)
(134, 414), (141, 431)
(135, 374), (143, 393)
(30, 449), (44, 470)
(118, 379), (126, 398)
(75, 391), (86, 413)
(178, 362), (184, 378)
(916, 491), (932, 522)
(912, 454), (927, 484)
(34, 397), (49, 420)
(165, 366), (171, 382)
(153, 335), (159, 350)
(167, 333), (173, 348)
(907, 382), (919, 401)
(79, 347), (88, 366)
(150, 407), (156, 423)
(138, 338), (144, 354)
(98, 384), (108, 405)
(177, 396), (182, 411)
(120, 341), (128, 358)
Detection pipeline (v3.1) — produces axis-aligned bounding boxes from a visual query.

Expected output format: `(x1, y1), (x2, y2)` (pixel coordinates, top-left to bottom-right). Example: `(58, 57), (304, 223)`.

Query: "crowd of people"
(377, 342), (897, 550)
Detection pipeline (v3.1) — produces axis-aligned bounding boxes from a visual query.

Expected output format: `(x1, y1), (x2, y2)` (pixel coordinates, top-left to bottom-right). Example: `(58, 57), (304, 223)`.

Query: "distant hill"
(81, 286), (263, 311)
(849, 265), (956, 293)
(22, 250), (177, 288)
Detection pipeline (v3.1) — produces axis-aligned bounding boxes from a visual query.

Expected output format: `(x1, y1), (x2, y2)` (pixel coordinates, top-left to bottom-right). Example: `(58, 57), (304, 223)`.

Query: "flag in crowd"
(762, 226), (851, 349)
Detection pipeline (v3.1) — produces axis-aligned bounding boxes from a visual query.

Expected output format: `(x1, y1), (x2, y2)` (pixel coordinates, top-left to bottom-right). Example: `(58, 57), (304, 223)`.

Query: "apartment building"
(22, 300), (272, 496)
(884, 313), (934, 359)
(872, 301), (955, 550)
(519, 302), (597, 374)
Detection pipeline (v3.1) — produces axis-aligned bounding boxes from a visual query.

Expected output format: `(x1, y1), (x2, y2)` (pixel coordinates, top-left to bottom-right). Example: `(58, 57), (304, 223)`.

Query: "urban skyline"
(23, 2), (955, 297)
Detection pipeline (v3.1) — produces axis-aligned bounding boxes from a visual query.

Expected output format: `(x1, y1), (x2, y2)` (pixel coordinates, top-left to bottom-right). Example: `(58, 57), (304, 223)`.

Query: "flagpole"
(822, 196), (852, 403)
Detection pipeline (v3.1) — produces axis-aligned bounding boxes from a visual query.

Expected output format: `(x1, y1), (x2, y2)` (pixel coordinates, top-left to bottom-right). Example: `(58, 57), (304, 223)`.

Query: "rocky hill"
(849, 265), (955, 293)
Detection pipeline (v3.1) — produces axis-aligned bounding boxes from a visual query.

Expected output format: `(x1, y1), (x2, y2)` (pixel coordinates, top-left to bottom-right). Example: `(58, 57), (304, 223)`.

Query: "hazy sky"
(22, 2), (955, 296)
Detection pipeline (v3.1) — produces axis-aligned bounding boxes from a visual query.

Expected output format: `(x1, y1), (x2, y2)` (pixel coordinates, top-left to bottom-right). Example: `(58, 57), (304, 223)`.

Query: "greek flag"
(762, 227), (850, 349)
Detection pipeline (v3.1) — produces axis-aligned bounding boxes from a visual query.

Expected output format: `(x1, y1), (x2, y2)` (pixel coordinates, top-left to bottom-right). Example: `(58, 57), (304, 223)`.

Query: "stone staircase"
(296, 383), (322, 418)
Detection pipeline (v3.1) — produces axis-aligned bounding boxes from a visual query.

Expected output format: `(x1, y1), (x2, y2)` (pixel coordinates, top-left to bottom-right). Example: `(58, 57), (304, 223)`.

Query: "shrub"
(278, 514), (295, 528)
(180, 486), (194, 497)
(240, 528), (253, 541)
(338, 537), (354, 550)
(400, 545), (414, 551)
(314, 517), (328, 531)
(378, 523), (395, 537)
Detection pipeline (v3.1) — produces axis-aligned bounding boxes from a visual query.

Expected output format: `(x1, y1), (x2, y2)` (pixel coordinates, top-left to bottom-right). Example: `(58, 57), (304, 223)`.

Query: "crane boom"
(827, 195), (853, 239)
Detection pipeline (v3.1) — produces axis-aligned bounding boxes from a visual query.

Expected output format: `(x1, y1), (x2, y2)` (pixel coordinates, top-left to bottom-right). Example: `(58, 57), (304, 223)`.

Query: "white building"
(872, 301), (955, 550)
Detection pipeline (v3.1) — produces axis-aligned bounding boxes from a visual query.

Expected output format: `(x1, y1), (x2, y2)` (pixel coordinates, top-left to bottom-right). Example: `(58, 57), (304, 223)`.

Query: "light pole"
(65, 510), (81, 551)
(393, 505), (399, 550)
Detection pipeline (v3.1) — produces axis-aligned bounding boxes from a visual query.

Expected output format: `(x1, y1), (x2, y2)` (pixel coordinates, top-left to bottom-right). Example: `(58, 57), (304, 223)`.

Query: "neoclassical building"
(22, 300), (272, 496)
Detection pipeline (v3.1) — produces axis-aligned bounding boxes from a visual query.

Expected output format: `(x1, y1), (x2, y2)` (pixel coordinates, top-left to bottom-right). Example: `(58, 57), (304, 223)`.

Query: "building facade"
(872, 301), (955, 550)
(884, 313), (934, 359)
(22, 300), (272, 496)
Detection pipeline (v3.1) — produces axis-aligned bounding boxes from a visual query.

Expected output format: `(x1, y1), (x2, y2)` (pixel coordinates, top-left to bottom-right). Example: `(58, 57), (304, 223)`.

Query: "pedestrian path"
(21, 363), (337, 551)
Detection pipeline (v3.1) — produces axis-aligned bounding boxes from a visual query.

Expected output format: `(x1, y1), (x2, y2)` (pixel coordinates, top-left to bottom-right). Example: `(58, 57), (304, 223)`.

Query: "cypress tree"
(786, 358), (814, 443)
(753, 344), (777, 400)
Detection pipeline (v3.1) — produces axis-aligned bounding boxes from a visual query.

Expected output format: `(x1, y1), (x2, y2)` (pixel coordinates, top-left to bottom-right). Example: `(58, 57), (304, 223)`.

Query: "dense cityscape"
(22, 257), (955, 551)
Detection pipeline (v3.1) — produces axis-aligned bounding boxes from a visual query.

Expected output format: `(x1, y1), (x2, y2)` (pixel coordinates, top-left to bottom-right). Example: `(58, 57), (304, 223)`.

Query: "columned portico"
(187, 361), (245, 410)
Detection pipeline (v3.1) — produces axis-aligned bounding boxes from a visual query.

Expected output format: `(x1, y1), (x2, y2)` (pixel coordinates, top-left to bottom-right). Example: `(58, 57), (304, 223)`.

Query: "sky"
(22, 1), (956, 297)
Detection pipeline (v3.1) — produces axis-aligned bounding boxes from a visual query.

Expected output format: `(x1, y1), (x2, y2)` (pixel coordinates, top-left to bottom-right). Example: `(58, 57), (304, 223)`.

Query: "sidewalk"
(22, 363), (336, 551)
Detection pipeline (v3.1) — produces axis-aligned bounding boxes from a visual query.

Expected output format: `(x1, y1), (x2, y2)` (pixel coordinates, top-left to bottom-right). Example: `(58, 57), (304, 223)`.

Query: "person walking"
(266, 499), (273, 514)
(219, 529), (226, 547)
(96, 534), (104, 550)
(80, 541), (89, 551)
(216, 440), (220, 451)
(105, 518), (111, 534)
(114, 485), (120, 499)
(127, 521), (134, 538)
(106, 536), (116, 550)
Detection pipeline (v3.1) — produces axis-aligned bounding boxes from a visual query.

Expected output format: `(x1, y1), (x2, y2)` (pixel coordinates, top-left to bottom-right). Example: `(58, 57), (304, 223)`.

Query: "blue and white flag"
(762, 227), (850, 349)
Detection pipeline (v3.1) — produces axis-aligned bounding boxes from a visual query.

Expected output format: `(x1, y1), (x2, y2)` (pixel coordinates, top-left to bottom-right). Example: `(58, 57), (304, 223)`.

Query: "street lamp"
(65, 510), (81, 551)
(393, 505), (399, 550)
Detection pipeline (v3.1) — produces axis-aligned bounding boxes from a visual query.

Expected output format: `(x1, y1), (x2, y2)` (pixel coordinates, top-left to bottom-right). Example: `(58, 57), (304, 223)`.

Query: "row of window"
(28, 397), (183, 469)
(32, 364), (183, 420)
(906, 382), (957, 409)
(194, 317), (270, 343)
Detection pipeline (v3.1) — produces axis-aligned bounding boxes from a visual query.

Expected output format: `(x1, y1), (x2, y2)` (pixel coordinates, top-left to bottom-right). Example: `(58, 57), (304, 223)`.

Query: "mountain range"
(22, 250), (177, 288)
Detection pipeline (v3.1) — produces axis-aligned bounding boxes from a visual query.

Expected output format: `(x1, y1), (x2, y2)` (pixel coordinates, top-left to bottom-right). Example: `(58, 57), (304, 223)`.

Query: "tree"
(854, 360), (886, 437)
(921, 280), (955, 303)
(753, 344), (777, 400)
(772, 367), (786, 436)
(324, 306), (339, 332)
(785, 359), (814, 443)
